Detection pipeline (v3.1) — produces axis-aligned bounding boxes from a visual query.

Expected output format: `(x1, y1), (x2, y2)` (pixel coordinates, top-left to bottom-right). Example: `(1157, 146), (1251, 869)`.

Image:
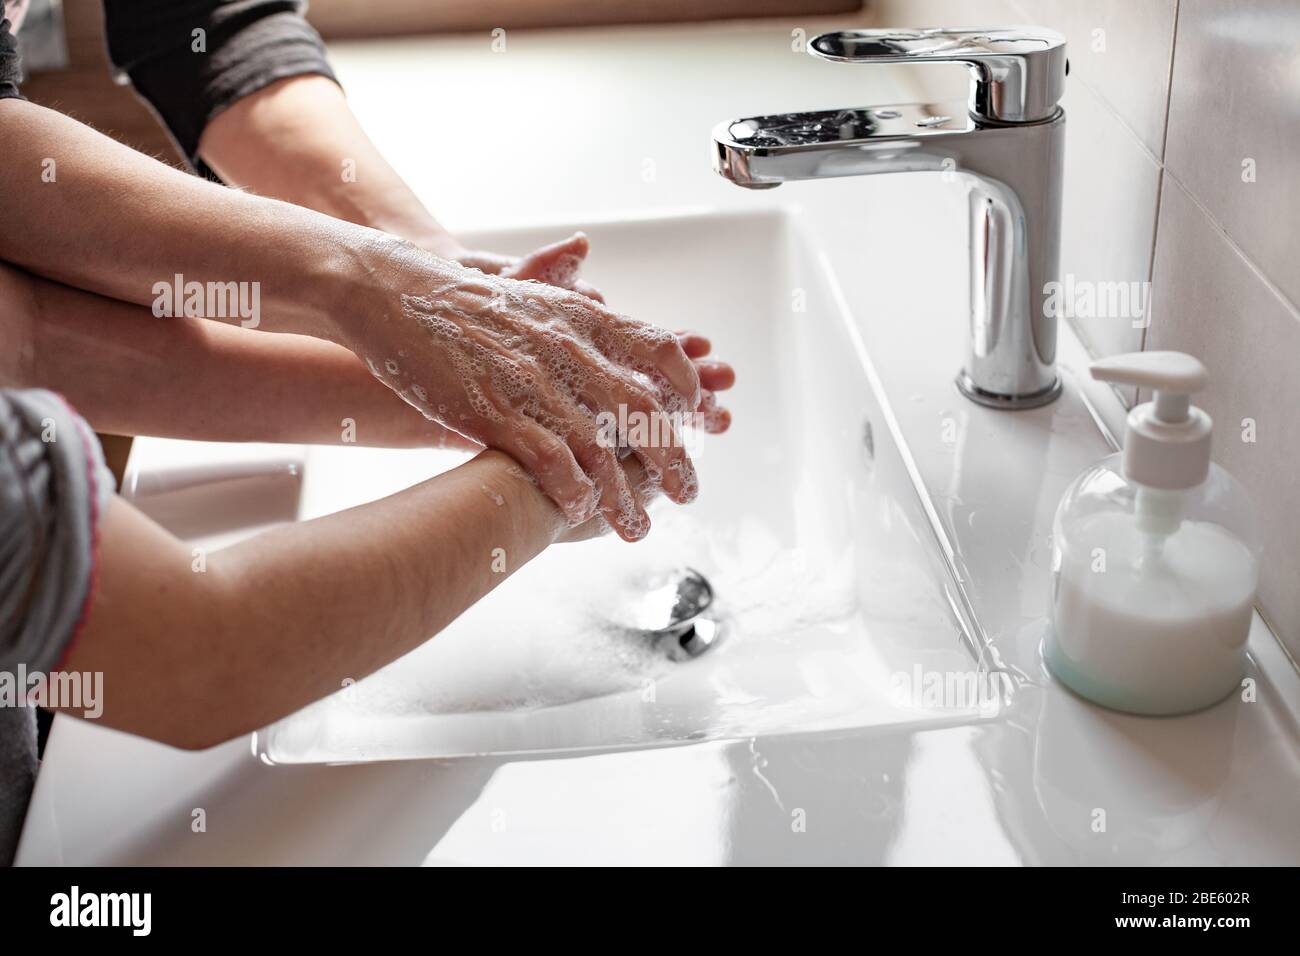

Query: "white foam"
(329, 504), (861, 717)
(358, 269), (706, 536)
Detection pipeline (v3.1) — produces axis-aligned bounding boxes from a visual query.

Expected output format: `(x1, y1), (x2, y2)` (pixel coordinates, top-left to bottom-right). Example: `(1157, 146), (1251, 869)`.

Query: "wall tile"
(868, 0), (1179, 163)
(1165, 0), (1300, 310)
(1009, 0), (1177, 158)
(869, 0), (1021, 32)
(1147, 177), (1300, 657)
(1057, 81), (1161, 366)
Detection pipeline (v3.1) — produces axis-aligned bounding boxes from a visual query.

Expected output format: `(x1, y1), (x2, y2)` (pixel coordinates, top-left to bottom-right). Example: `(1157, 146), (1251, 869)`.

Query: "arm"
(0, 97), (376, 338)
(8, 265), (473, 448)
(100, 0), (594, 290)
(0, 98), (702, 539)
(200, 75), (464, 260)
(3, 262), (730, 448)
(198, 75), (605, 298)
(57, 450), (567, 750)
(28, 355), (730, 752)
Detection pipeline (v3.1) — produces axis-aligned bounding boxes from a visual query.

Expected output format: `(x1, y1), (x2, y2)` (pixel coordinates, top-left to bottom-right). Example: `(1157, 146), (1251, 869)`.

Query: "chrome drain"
(661, 615), (724, 662)
(604, 566), (725, 661)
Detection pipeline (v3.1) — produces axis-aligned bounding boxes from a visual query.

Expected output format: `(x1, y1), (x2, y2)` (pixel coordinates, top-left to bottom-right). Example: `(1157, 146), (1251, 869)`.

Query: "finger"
(572, 278), (606, 303)
(676, 331), (711, 359)
(620, 453), (669, 513)
(618, 453), (651, 497)
(561, 412), (652, 542)
(597, 316), (701, 413)
(493, 416), (599, 526)
(519, 365), (652, 540)
(545, 331), (700, 506)
(694, 390), (731, 434)
(557, 297), (701, 412)
(502, 232), (590, 289)
(587, 374), (699, 506)
(695, 359), (735, 392)
(558, 452), (656, 544)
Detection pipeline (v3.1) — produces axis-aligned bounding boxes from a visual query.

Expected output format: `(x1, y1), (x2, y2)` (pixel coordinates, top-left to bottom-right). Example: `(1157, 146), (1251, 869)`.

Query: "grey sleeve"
(0, 389), (116, 865)
(0, 389), (116, 674)
(102, 0), (339, 171)
(0, 15), (23, 101)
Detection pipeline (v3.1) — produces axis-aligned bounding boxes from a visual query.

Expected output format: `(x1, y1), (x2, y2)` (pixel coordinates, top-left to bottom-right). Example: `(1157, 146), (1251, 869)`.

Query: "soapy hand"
(453, 236), (734, 435)
(437, 232), (607, 303)
(438, 232), (734, 445)
(351, 237), (715, 542)
(559, 333), (733, 542)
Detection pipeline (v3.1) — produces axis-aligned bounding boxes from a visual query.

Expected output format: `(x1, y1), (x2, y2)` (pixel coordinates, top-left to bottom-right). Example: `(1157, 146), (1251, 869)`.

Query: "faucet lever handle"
(809, 27), (1067, 124)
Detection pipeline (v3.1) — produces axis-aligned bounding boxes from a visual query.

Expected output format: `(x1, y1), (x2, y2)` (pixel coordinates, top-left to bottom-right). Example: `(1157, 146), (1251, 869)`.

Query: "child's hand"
(438, 232), (606, 303)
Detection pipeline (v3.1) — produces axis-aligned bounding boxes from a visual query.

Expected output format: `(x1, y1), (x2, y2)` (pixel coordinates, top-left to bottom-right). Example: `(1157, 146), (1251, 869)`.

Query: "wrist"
(308, 224), (455, 348)
(470, 449), (567, 544)
(324, 178), (462, 260)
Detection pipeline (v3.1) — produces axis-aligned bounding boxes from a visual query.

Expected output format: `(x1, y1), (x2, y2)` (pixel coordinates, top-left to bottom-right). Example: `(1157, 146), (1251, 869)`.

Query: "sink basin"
(124, 441), (304, 550)
(253, 208), (995, 763)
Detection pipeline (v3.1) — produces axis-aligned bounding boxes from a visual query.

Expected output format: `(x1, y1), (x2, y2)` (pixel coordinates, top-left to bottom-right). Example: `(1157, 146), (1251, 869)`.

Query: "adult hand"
(347, 242), (707, 541)
(558, 330), (734, 542)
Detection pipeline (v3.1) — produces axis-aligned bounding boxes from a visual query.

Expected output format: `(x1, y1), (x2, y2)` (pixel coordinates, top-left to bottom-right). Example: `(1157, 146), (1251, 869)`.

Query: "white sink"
(27, 20), (1299, 865)
(46, 201), (1300, 866)
(256, 208), (993, 763)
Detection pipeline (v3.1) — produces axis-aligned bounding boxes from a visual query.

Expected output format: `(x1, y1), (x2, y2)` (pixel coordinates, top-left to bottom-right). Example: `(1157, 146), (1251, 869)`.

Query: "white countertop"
(17, 18), (1300, 866)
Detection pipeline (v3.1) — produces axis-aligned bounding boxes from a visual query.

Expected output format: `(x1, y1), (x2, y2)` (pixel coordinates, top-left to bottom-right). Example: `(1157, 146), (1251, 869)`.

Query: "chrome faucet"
(713, 28), (1068, 408)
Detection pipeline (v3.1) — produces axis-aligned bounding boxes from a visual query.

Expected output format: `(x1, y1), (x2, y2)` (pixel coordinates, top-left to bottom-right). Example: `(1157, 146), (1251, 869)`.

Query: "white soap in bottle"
(1044, 351), (1260, 715)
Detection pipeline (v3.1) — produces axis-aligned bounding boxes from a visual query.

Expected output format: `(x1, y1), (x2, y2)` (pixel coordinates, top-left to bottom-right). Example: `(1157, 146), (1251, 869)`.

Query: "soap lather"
(1045, 351), (1260, 715)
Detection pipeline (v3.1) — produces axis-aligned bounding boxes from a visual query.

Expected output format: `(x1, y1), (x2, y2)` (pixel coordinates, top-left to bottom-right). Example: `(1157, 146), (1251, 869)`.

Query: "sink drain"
(661, 615), (724, 662)
(604, 566), (725, 661)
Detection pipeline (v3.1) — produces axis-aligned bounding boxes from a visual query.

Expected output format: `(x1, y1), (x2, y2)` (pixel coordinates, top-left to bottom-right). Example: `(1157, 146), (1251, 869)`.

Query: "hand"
(556, 453), (656, 544)
(454, 239), (736, 436)
(677, 330), (734, 435)
(559, 330), (734, 542)
(348, 240), (708, 542)
(421, 232), (606, 303)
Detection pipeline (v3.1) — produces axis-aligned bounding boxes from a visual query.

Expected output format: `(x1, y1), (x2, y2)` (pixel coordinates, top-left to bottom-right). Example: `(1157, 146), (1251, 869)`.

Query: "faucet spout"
(712, 28), (1067, 409)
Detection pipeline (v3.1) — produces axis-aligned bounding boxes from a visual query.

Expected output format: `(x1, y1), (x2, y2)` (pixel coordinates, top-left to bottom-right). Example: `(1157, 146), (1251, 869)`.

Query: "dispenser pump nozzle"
(1092, 351), (1206, 421)
(1090, 351), (1213, 491)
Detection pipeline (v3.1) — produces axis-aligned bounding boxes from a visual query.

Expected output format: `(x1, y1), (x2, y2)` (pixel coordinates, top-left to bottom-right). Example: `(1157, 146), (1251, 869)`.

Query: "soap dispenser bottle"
(1045, 351), (1260, 715)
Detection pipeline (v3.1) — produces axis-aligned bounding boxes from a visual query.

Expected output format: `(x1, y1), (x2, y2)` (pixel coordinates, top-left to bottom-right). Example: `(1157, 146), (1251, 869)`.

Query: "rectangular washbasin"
(257, 208), (989, 763)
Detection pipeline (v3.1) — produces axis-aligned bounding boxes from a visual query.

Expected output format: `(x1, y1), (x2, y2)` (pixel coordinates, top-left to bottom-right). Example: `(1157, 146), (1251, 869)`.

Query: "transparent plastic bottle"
(1045, 353), (1260, 715)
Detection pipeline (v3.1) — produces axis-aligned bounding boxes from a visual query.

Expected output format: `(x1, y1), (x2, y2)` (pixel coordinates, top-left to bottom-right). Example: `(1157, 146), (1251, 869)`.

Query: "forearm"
(60, 450), (562, 749)
(199, 75), (463, 257)
(0, 97), (434, 340)
(18, 271), (475, 448)
(0, 97), (712, 539)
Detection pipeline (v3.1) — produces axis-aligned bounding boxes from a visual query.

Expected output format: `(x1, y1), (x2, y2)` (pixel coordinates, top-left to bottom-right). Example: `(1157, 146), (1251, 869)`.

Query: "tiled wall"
(869, 0), (1300, 658)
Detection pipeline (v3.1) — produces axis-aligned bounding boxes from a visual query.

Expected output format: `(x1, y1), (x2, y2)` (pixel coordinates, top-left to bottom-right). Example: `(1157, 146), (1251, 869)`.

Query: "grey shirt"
(2, 2), (338, 172)
(0, 389), (116, 865)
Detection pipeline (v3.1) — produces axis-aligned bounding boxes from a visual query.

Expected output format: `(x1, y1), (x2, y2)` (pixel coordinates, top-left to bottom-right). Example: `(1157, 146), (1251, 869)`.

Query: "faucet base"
(955, 371), (1063, 410)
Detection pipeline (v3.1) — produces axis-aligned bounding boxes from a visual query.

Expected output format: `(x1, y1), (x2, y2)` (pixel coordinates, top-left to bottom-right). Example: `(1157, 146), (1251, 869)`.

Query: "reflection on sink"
(123, 442), (304, 551)
(245, 209), (994, 763)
